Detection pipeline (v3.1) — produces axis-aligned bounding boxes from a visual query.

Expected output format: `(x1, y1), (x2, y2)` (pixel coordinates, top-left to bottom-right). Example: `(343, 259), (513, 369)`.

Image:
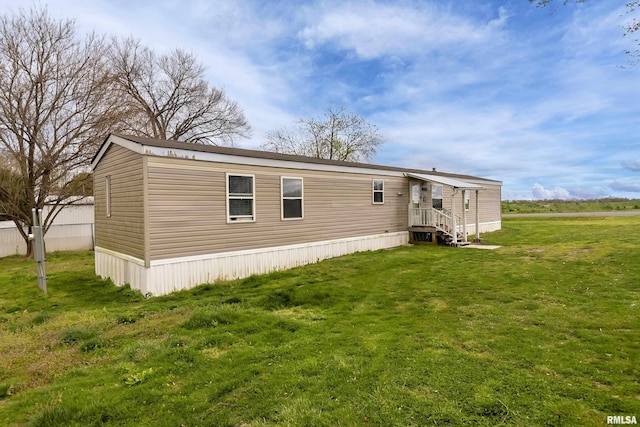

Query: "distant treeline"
(502, 198), (640, 214)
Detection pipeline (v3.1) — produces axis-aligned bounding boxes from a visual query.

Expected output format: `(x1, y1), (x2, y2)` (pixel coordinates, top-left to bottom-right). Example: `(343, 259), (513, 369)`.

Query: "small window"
(464, 191), (470, 211)
(227, 174), (255, 222)
(105, 176), (112, 217)
(282, 177), (303, 220)
(372, 179), (384, 204)
(432, 184), (443, 210)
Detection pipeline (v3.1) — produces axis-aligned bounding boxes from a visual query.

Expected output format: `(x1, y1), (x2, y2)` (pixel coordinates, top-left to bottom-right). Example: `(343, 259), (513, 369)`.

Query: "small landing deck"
(460, 244), (501, 250)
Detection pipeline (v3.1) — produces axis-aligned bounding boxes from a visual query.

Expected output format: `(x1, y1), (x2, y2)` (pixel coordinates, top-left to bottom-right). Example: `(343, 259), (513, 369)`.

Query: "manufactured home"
(91, 134), (502, 295)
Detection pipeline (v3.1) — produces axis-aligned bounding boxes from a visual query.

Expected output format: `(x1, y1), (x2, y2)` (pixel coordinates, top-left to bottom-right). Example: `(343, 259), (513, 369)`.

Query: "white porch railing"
(408, 207), (463, 237)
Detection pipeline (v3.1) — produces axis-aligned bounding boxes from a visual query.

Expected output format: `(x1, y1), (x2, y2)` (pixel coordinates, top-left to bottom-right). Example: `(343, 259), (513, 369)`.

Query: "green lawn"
(1, 216), (639, 426)
(502, 198), (640, 214)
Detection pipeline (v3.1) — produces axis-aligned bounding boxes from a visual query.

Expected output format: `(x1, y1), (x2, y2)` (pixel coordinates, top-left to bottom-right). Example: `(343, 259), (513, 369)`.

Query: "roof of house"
(404, 172), (485, 190)
(92, 133), (502, 185)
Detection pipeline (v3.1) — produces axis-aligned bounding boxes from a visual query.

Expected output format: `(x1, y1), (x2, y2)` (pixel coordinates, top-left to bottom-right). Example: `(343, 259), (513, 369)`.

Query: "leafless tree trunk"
(110, 38), (251, 145)
(0, 7), (124, 256)
(262, 107), (383, 163)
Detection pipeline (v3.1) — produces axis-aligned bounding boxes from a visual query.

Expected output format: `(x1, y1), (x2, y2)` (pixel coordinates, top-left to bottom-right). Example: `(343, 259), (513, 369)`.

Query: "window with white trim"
(432, 184), (443, 210)
(372, 179), (384, 204)
(281, 177), (303, 220)
(106, 175), (112, 217)
(464, 191), (470, 211)
(227, 174), (255, 222)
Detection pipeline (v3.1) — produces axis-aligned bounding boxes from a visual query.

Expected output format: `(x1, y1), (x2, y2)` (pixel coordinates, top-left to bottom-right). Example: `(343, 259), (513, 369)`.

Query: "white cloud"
(532, 183), (571, 200)
(609, 181), (640, 193)
(622, 160), (640, 172)
(561, 3), (631, 59)
(298, 1), (508, 59)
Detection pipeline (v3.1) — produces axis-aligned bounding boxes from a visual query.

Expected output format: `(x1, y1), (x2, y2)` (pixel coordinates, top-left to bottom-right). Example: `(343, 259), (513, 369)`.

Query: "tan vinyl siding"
(441, 184), (501, 225)
(146, 156), (409, 260)
(94, 144), (145, 259)
(477, 186), (502, 222)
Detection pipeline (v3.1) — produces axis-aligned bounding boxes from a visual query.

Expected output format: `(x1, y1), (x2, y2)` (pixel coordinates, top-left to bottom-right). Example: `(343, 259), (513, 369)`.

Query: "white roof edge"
(405, 172), (485, 190)
(91, 134), (144, 170)
(92, 135), (498, 186)
(93, 134), (409, 178)
(141, 145), (408, 177)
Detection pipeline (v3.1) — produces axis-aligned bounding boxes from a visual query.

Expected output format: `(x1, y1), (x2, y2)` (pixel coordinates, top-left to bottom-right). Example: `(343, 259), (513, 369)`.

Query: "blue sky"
(3, 0), (639, 200)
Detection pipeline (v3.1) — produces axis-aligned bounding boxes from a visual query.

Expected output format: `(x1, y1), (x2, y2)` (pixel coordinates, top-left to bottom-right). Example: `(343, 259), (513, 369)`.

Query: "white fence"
(0, 200), (94, 257)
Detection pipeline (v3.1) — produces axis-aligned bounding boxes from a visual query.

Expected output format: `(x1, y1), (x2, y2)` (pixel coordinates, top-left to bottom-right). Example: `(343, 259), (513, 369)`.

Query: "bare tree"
(0, 153), (27, 222)
(262, 107), (382, 163)
(530, 0), (640, 58)
(529, 0), (585, 6)
(0, 7), (124, 256)
(110, 38), (251, 145)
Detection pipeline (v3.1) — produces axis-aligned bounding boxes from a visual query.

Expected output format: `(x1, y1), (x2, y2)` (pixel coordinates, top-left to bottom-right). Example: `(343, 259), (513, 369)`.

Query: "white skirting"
(457, 220), (502, 236)
(95, 231), (409, 296)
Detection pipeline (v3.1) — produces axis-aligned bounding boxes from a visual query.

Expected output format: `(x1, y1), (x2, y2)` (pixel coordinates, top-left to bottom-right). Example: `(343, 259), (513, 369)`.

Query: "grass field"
(502, 199), (640, 214)
(0, 216), (639, 426)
